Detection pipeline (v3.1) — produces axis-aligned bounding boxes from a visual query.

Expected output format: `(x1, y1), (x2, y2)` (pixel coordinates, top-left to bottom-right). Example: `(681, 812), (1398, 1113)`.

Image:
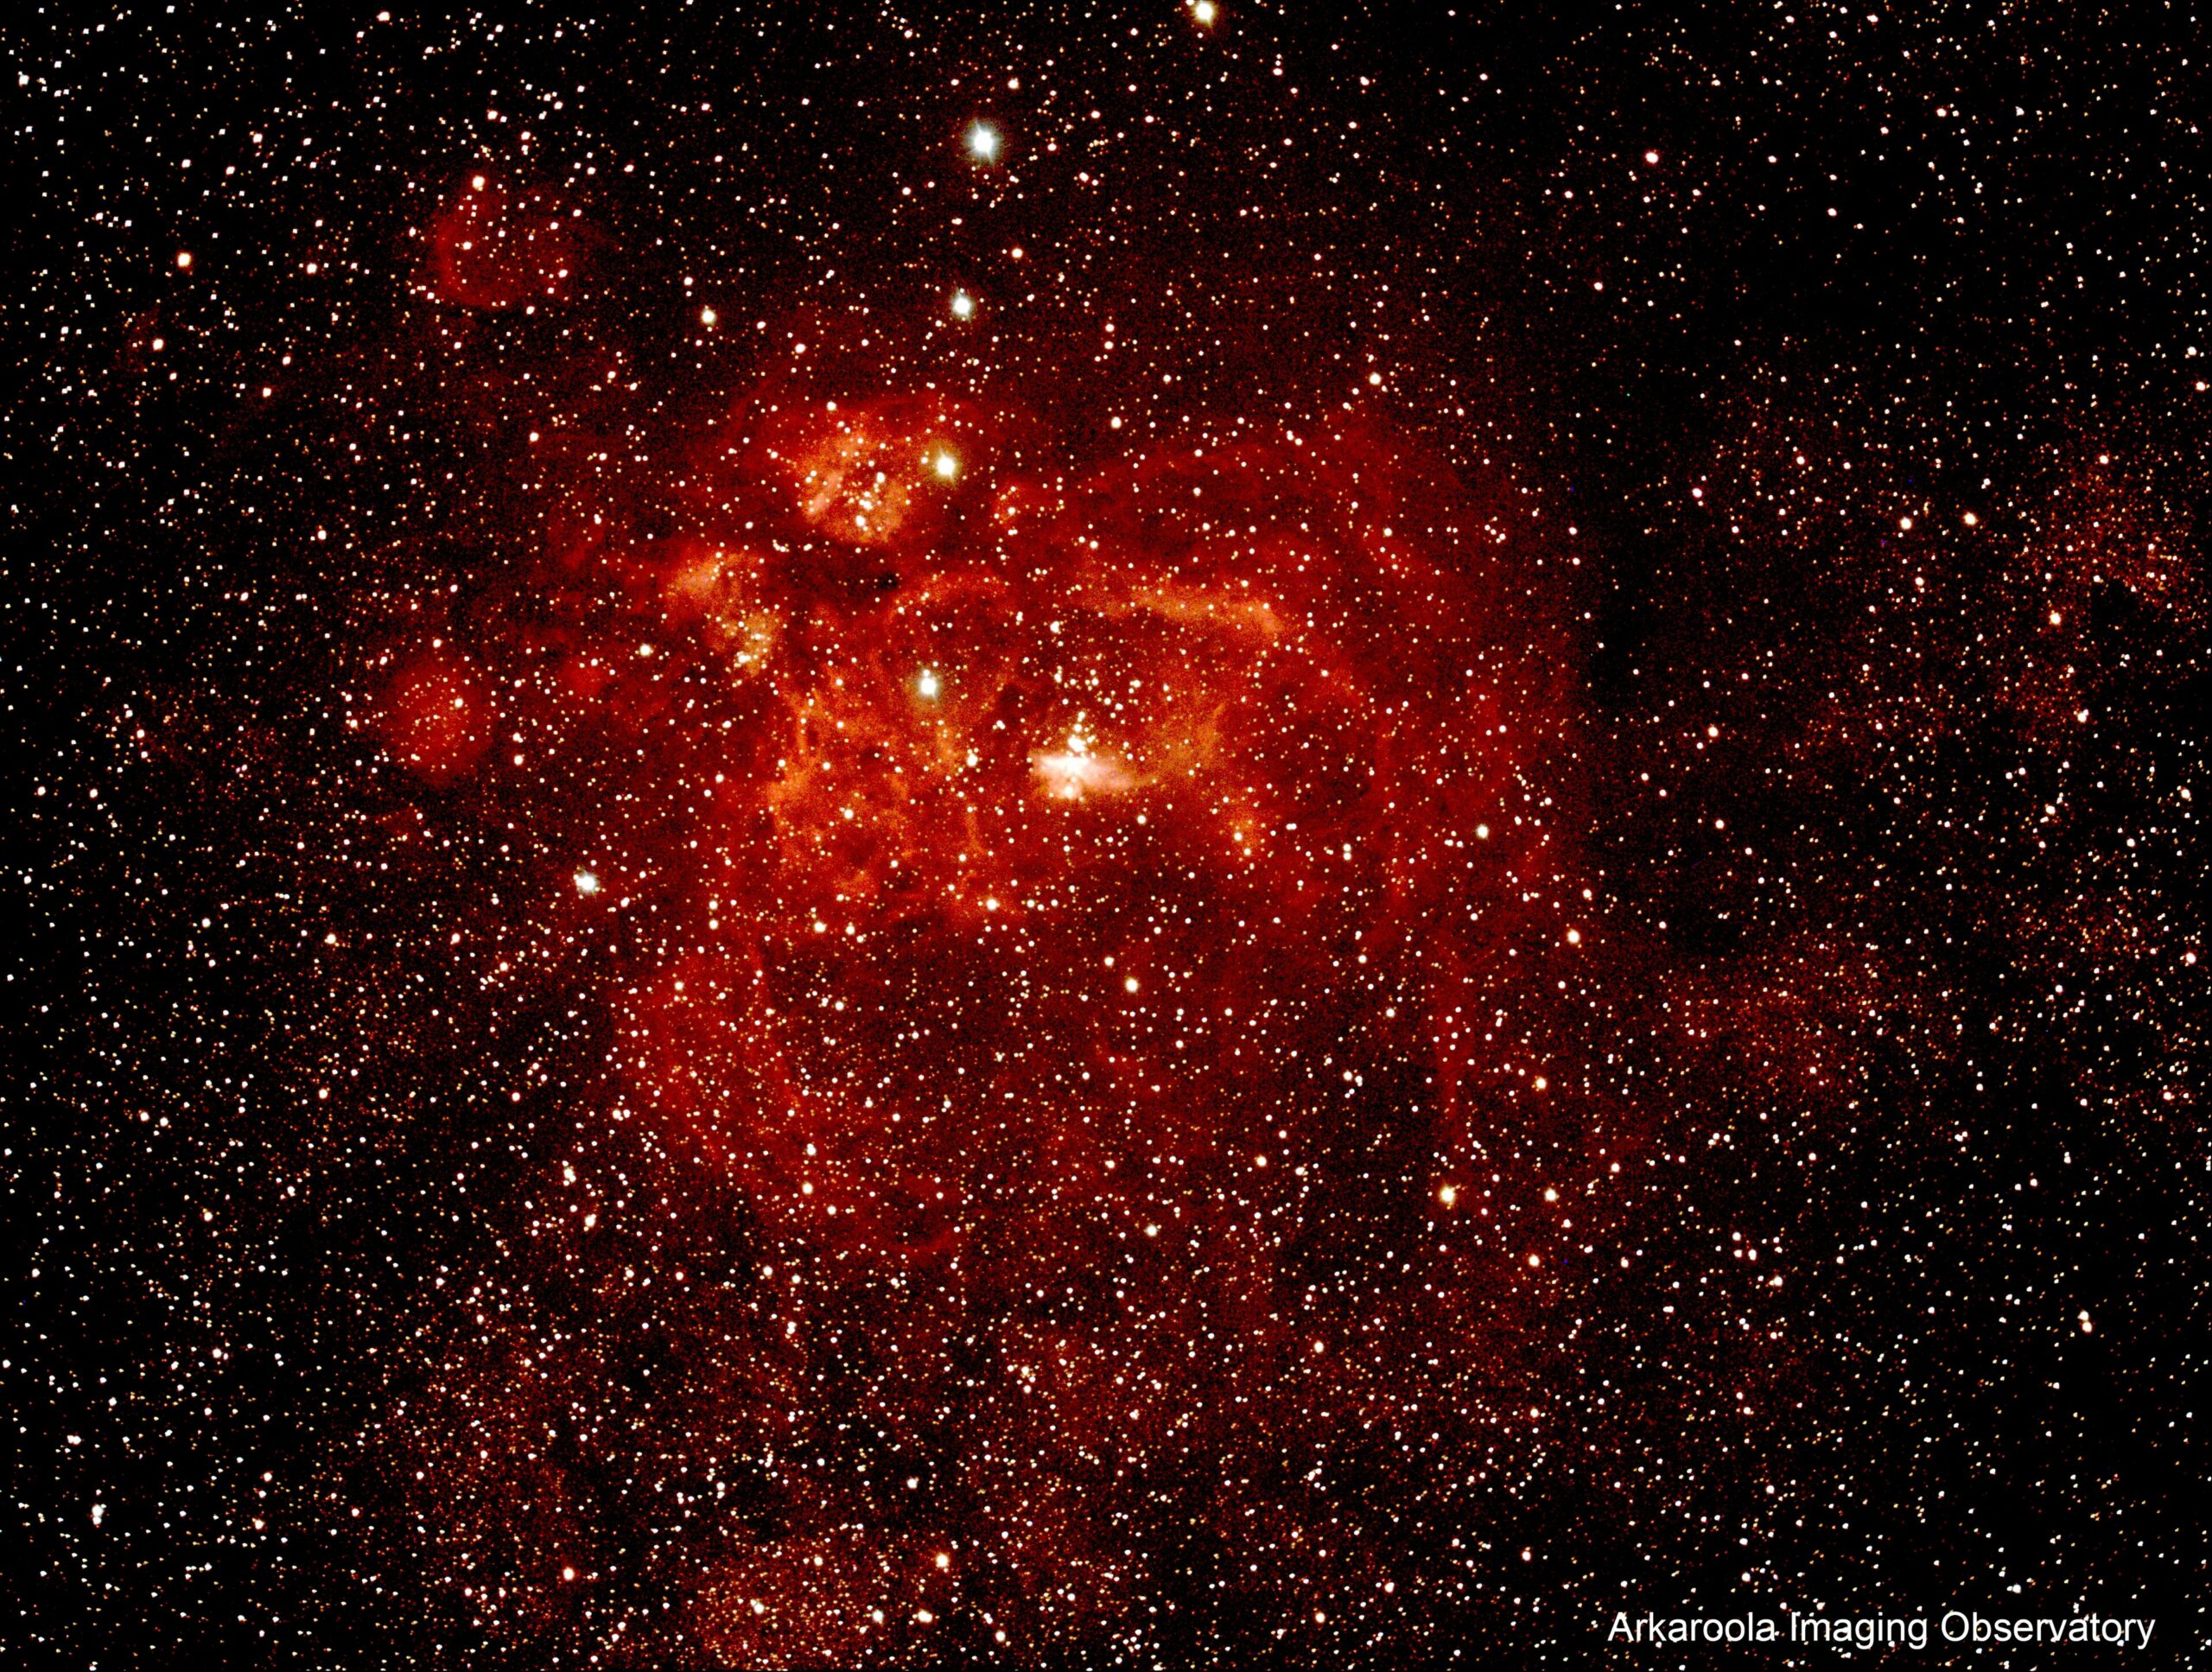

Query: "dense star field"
(7, 3), (2206, 1665)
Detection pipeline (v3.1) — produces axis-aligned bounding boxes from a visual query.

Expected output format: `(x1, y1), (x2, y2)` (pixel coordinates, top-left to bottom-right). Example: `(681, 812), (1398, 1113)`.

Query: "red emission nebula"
(363, 176), (1683, 1666)
(21, 12), (2202, 1668)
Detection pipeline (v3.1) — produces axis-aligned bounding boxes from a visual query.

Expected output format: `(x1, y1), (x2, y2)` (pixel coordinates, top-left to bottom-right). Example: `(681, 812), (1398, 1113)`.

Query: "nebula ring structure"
(10, 5), (2201, 1668)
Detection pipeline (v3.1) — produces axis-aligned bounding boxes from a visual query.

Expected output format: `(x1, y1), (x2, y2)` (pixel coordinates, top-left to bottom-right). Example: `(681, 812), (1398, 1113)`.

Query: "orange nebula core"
(493, 392), (1580, 1262)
